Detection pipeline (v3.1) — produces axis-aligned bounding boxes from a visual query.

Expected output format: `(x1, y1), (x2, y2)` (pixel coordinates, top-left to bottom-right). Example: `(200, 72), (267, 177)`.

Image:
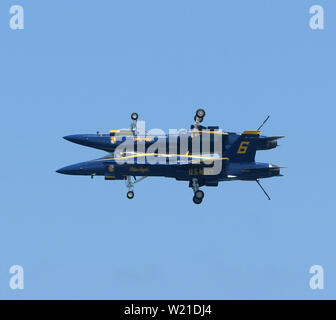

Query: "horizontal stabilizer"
(256, 136), (285, 150)
(265, 136), (285, 141)
(242, 165), (286, 173)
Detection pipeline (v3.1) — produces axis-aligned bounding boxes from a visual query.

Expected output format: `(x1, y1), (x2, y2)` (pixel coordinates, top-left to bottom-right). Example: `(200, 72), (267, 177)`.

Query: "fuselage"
(63, 129), (281, 154)
(57, 157), (281, 185)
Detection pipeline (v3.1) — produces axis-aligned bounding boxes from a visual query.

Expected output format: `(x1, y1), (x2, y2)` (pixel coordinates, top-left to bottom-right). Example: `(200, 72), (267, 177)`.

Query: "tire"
(194, 115), (203, 123)
(196, 108), (205, 118)
(131, 112), (138, 121)
(193, 196), (202, 204)
(194, 190), (204, 200)
(127, 191), (134, 199)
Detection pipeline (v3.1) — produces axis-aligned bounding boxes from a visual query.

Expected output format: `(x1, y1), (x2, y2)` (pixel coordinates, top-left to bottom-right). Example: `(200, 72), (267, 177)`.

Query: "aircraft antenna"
(256, 179), (271, 200)
(257, 115), (270, 131)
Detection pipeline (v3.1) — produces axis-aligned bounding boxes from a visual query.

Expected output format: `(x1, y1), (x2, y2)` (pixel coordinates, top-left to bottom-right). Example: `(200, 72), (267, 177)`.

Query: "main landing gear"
(194, 108), (206, 128)
(131, 112), (138, 121)
(191, 178), (205, 204)
(130, 112), (138, 132)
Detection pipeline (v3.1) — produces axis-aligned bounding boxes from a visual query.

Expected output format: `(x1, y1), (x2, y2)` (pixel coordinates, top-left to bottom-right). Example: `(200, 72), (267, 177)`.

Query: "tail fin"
(227, 131), (258, 162)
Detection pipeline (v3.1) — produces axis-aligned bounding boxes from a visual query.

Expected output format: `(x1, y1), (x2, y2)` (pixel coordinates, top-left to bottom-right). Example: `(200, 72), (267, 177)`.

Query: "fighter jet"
(57, 109), (284, 204)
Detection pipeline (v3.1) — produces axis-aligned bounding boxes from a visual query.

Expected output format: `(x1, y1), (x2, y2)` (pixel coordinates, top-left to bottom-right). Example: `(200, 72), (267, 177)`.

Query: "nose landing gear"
(125, 175), (148, 199)
(127, 191), (134, 199)
(126, 176), (134, 199)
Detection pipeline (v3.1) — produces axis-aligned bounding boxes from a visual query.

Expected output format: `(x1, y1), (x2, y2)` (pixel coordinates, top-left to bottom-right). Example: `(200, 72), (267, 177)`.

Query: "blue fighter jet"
(57, 109), (284, 204)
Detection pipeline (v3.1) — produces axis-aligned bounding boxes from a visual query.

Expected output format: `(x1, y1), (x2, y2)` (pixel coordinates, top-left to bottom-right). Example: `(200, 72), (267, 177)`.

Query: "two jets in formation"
(57, 109), (284, 204)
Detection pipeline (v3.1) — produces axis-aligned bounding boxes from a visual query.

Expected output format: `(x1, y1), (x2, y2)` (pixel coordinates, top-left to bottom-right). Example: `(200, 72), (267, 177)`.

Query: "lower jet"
(57, 109), (284, 204)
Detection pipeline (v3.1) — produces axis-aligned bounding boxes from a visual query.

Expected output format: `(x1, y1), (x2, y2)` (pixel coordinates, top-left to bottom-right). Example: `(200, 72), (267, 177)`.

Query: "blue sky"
(0, 0), (335, 299)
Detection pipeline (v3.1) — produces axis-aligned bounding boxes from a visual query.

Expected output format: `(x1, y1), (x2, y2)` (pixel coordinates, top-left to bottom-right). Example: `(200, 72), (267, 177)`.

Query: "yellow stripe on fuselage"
(191, 130), (229, 135)
(93, 153), (229, 162)
(242, 130), (260, 135)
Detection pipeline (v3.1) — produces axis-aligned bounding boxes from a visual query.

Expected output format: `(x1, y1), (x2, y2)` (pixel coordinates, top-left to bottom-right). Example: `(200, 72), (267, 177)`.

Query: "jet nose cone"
(56, 166), (72, 175)
(56, 163), (83, 175)
(63, 135), (86, 143)
(63, 134), (93, 148)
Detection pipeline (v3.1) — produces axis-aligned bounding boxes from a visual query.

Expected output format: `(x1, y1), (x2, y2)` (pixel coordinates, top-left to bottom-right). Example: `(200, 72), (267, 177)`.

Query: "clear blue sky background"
(0, 0), (335, 299)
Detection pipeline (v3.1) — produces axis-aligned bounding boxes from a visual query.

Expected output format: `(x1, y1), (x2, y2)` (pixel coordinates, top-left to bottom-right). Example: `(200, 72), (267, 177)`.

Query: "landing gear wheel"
(194, 115), (204, 123)
(194, 190), (204, 200)
(131, 112), (138, 121)
(196, 108), (206, 118)
(193, 196), (202, 204)
(127, 191), (134, 199)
